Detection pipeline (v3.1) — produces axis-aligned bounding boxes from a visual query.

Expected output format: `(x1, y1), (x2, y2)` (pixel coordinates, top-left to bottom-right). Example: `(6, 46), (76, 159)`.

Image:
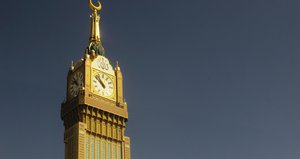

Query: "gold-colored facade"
(61, 1), (130, 159)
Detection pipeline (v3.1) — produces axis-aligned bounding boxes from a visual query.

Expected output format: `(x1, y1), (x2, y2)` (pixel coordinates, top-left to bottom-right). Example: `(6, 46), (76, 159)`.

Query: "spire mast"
(87, 0), (105, 56)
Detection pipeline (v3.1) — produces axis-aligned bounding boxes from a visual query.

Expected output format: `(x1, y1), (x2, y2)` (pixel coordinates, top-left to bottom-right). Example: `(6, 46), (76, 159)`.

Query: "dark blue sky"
(1, 0), (300, 158)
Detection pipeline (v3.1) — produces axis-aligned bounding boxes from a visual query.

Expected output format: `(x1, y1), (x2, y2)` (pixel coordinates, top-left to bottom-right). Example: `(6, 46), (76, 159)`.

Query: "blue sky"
(1, 0), (300, 158)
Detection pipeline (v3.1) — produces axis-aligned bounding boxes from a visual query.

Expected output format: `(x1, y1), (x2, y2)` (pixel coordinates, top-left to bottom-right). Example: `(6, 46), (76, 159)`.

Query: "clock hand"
(96, 76), (106, 88)
(99, 79), (106, 89)
(73, 80), (79, 86)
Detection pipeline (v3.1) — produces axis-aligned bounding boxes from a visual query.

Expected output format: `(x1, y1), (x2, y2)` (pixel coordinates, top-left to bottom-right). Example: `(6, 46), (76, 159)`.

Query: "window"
(91, 136), (94, 159)
(108, 143), (111, 159)
(87, 117), (90, 130)
(91, 119), (95, 132)
(68, 138), (73, 159)
(97, 140), (101, 159)
(108, 124), (111, 137)
(117, 143), (122, 159)
(112, 144), (116, 159)
(102, 122), (106, 136)
(86, 137), (89, 159)
(117, 128), (121, 140)
(113, 126), (116, 138)
(97, 120), (100, 133)
(102, 141), (106, 159)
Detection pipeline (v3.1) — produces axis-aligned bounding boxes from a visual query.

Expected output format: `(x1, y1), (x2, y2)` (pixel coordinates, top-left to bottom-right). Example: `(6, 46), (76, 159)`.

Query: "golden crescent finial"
(88, 0), (102, 11)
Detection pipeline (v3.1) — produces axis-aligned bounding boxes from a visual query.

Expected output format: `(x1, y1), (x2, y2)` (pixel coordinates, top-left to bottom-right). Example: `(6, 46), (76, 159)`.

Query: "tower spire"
(87, 0), (105, 56)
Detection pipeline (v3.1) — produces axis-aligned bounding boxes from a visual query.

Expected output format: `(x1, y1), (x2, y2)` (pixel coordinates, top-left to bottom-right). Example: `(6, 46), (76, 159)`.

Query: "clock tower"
(61, 1), (131, 159)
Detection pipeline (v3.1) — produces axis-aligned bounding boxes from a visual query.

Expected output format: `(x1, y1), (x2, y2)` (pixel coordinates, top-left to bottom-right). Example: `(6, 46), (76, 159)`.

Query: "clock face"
(92, 72), (114, 97)
(69, 72), (83, 97)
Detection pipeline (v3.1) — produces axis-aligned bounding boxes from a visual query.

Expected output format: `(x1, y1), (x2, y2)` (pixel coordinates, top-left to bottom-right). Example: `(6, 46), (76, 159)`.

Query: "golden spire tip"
(88, 0), (102, 12)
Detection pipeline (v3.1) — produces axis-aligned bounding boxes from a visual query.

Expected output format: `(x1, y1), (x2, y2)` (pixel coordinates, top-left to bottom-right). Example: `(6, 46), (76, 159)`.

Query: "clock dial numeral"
(93, 72), (114, 97)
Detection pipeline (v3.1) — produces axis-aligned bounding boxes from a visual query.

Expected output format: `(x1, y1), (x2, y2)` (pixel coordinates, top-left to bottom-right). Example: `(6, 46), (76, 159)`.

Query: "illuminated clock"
(92, 72), (114, 97)
(69, 72), (83, 97)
